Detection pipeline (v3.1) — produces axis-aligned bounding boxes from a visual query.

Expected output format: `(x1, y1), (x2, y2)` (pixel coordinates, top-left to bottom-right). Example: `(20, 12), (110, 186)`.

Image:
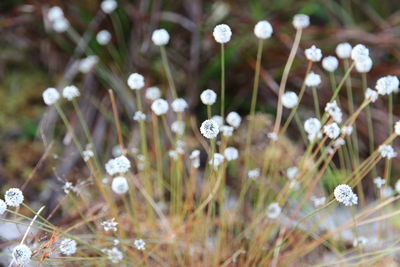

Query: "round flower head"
(355, 56), (373, 73)
(200, 119), (219, 139)
(335, 42), (352, 59)
(12, 244), (32, 266)
(304, 118), (321, 135)
(133, 111), (146, 122)
(103, 247), (123, 263)
(305, 45), (322, 62)
(47, 6), (64, 22)
(96, 29), (111, 45)
(266, 202), (281, 219)
(111, 176), (129, 194)
(311, 196), (326, 207)
(226, 111), (241, 129)
(189, 150), (201, 169)
(373, 177), (385, 189)
(145, 87), (161, 101)
(209, 153), (224, 169)
(375, 75), (399, 95)
(171, 121), (185, 135)
(286, 167), (299, 180)
(325, 101), (342, 123)
(254, 20), (273, 39)
(60, 238), (77, 255)
(221, 125), (234, 137)
(5, 188), (24, 207)
(379, 145), (397, 159)
(152, 29), (170, 46)
(341, 125), (353, 136)
(171, 98), (188, 113)
(282, 91), (298, 109)
(0, 199), (6, 215)
(101, 218), (118, 232)
(213, 24), (232, 43)
(134, 239), (146, 250)
(83, 149), (94, 162)
(351, 44), (369, 62)
(42, 87), (60, 105)
(305, 72), (321, 87)
(395, 121), (400, 135)
(101, 0), (117, 14)
(365, 88), (378, 103)
(292, 14), (310, 29)
(127, 73), (145, 90)
(323, 123), (340, 139)
(248, 168), (260, 179)
(151, 98), (169, 115)
(200, 89), (217, 105)
(105, 155), (131, 176)
(334, 184), (358, 206)
(62, 85), (80, 101)
(224, 147), (238, 161)
(211, 115), (224, 129)
(322, 56), (339, 72)
(79, 55), (98, 73)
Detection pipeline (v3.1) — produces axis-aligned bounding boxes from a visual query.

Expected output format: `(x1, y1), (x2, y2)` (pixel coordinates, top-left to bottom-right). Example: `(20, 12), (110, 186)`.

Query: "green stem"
(311, 86), (321, 119)
(220, 43), (225, 118)
(160, 46), (177, 99)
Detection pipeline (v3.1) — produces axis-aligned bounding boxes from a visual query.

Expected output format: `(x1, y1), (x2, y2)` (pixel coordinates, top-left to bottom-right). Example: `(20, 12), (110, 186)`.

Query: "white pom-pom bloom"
(200, 119), (219, 139)
(42, 88), (60, 105)
(134, 239), (146, 250)
(5, 188), (24, 207)
(351, 44), (369, 62)
(226, 112), (241, 129)
(336, 43), (352, 59)
(189, 150), (200, 169)
(171, 121), (185, 135)
(325, 101), (342, 123)
(12, 244), (32, 266)
(151, 99), (169, 115)
(62, 85), (80, 101)
(213, 24), (232, 43)
(105, 155), (131, 176)
(286, 167), (299, 180)
(395, 121), (400, 135)
(282, 91), (298, 108)
(341, 126), (353, 136)
(373, 177), (385, 189)
(171, 98), (188, 113)
(145, 87), (161, 101)
(221, 125), (234, 137)
(355, 56), (373, 73)
(334, 184), (358, 206)
(112, 145), (122, 157)
(83, 149), (94, 162)
(322, 56), (339, 72)
(379, 145), (397, 159)
(151, 29), (170, 46)
(292, 14), (310, 29)
(111, 176), (129, 194)
(305, 72), (321, 87)
(133, 111), (146, 122)
(266, 203), (281, 219)
(103, 247), (123, 263)
(254, 20), (273, 39)
(304, 118), (321, 135)
(60, 239), (77, 255)
(53, 17), (70, 32)
(224, 147), (238, 161)
(0, 199), (6, 215)
(79, 55), (98, 73)
(365, 88), (378, 102)
(211, 115), (224, 129)
(307, 132), (322, 143)
(375, 75), (399, 95)
(200, 89), (217, 105)
(127, 73), (145, 90)
(101, 0), (117, 14)
(47, 6), (64, 22)
(248, 168), (260, 180)
(96, 30), (111, 45)
(209, 153), (224, 169)
(101, 218), (118, 232)
(311, 196), (326, 207)
(305, 45), (322, 62)
(324, 123), (341, 139)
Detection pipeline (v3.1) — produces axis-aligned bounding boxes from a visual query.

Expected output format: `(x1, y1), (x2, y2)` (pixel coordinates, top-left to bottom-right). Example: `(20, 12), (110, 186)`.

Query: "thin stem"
(311, 86), (321, 118)
(220, 43), (226, 118)
(160, 45), (177, 99)
(108, 89), (125, 153)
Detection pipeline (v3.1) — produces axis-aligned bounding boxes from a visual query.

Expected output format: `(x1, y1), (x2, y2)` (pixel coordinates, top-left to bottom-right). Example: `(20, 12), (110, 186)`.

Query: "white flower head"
(111, 176), (129, 194)
(226, 111), (241, 129)
(112, 145), (122, 157)
(101, 218), (118, 232)
(105, 155), (131, 175)
(43, 88), (60, 105)
(375, 75), (399, 95)
(133, 111), (146, 122)
(52, 17), (69, 33)
(365, 88), (378, 102)
(145, 87), (161, 101)
(395, 179), (400, 194)
(60, 238), (77, 255)
(305, 45), (322, 62)
(79, 55), (98, 73)
(333, 138), (345, 148)
(341, 126), (353, 136)
(293, 14), (310, 29)
(213, 24), (232, 43)
(254, 20), (273, 39)
(4, 188), (24, 207)
(62, 85), (80, 101)
(248, 168), (260, 179)
(103, 247), (123, 263)
(211, 115), (224, 129)
(12, 244), (32, 266)
(63, 182), (78, 194)
(169, 150), (179, 160)
(311, 196), (326, 207)
(83, 149), (94, 162)
(322, 56), (339, 72)
(171, 121), (185, 135)
(127, 73), (145, 90)
(224, 147), (238, 161)
(96, 30), (111, 45)
(134, 239), (146, 250)
(200, 89), (217, 105)
(395, 121), (400, 135)
(209, 153), (224, 169)
(379, 145), (397, 159)
(151, 99), (169, 115)
(286, 167), (299, 180)
(324, 123), (341, 139)
(334, 184), (358, 206)
(221, 125), (234, 137)
(325, 101), (343, 123)
(200, 119), (219, 139)
(268, 132), (278, 140)
(355, 56), (373, 73)
(47, 6), (64, 22)
(101, 0), (118, 14)
(304, 118), (321, 135)
(266, 202), (281, 219)
(171, 98), (188, 113)
(282, 91), (299, 109)
(353, 237), (368, 248)
(336, 42), (352, 59)
(0, 199), (6, 215)
(152, 29), (170, 46)
(189, 150), (201, 169)
(351, 44), (369, 62)
(308, 132), (322, 143)
(382, 186), (394, 198)
(305, 72), (321, 87)
(373, 177), (385, 189)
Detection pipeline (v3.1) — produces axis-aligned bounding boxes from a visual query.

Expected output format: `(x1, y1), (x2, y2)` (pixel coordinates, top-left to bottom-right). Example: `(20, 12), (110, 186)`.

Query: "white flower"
(335, 43), (352, 59)
(375, 75), (399, 95)
(382, 186), (394, 198)
(168, 150), (178, 160)
(365, 88), (378, 102)
(308, 132), (322, 142)
(101, 0), (117, 14)
(171, 121), (185, 135)
(325, 101), (343, 123)
(151, 99), (169, 115)
(355, 56), (373, 73)
(96, 30), (111, 45)
(282, 91), (299, 109)
(254, 20), (273, 39)
(353, 237), (368, 248)
(268, 132), (278, 140)
(324, 123), (341, 139)
(62, 85), (80, 101)
(209, 153), (224, 169)
(79, 55), (98, 73)
(200, 89), (217, 105)
(145, 87), (161, 101)
(60, 238), (77, 255)
(171, 98), (188, 113)
(322, 56), (339, 72)
(226, 112), (241, 128)
(47, 6), (64, 22)
(42, 88), (60, 105)
(0, 199), (6, 215)
(189, 150), (200, 169)
(105, 155), (131, 175)
(127, 73), (145, 90)
(112, 145), (122, 157)
(333, 138), (345, 148)
(151, 29), (170, 46)
(176, 140), (185, 155)
(286, 167), (299, 180)
(304, 118), (321, 135)
(52, 17), (69, 33)
(133, 111), (146, 122)
(305, 72), (321, 87)
(248, 168), (260, 179)
(305, 45), (322, 62)
(351, 44), (369, 62)
(334, 184), (358, 206)
(395, 179), (400, 193)
(83, 149), (94, 162)
(200, 119), (219, 139)
(341, 126), (353, 136)
(373, 177), (385, 189)
(379, 145), (397, 159)
(221, 125), (234, 137)
(395, 121), (400, 135)
(224, 147), (238, 161)
(4, 188), (24, 207)
(211, 115), (224, 129)
(12, 244), (32, 266)
(103, 247), (123, 263)
(101, 218), (118, 232)
(63, 182), (78, 194)
(310, 196), (326, 207)
(213, 24), (232, 43)
(134, 239), (146, 250)
(289, 180), (300, 191)
(111, 176), (129, 194)
(266, 202), (281, 219)
(292, 14), (310, 29)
